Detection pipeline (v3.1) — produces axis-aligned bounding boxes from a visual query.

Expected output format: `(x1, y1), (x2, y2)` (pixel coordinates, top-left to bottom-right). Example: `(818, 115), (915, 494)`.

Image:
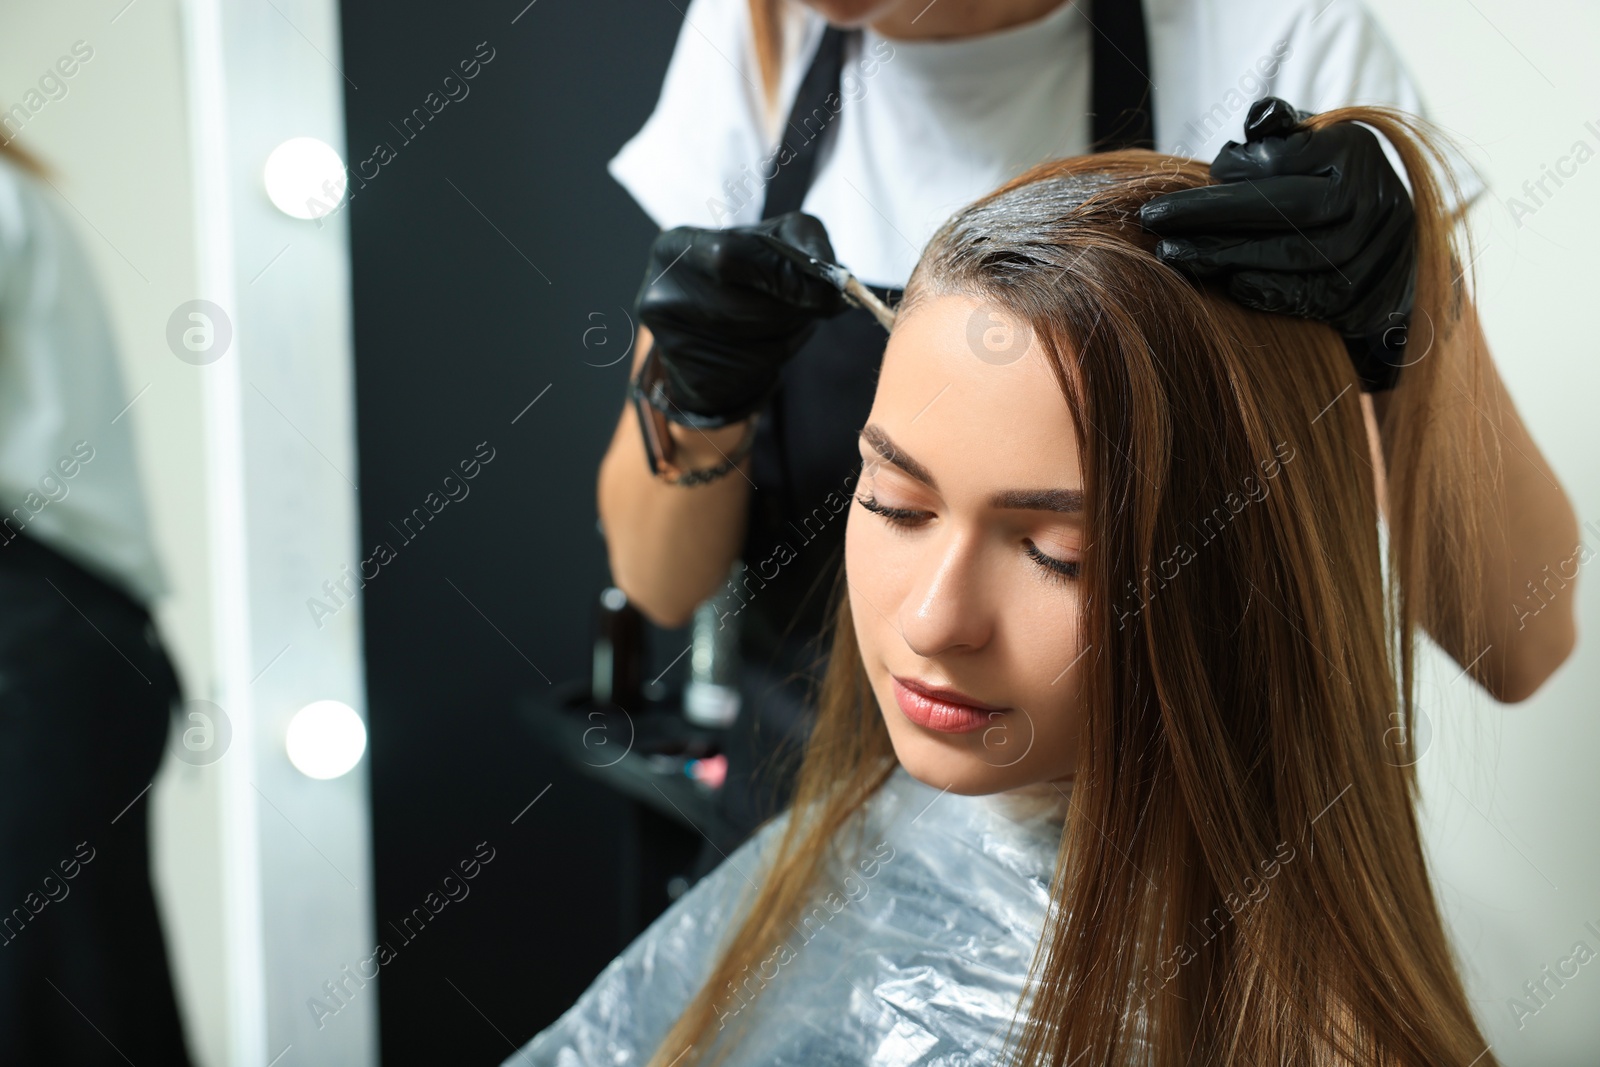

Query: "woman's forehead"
(870, 294), (1080, 489)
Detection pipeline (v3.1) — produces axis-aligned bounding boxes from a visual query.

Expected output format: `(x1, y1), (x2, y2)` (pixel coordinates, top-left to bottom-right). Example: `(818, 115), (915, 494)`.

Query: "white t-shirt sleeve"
(608, 0), (771, 230)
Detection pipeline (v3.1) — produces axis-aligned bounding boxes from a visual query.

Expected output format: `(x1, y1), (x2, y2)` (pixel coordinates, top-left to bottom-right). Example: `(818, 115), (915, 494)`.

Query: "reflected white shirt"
(0, 155), (166, 605)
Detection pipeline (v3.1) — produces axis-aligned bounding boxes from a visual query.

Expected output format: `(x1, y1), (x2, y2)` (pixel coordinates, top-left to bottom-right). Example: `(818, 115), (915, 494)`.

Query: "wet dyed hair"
(650, 107), (1501, 1066)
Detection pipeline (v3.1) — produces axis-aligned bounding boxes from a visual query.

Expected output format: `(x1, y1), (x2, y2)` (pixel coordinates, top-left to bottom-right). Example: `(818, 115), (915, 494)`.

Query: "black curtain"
(339, 2), (686, 1061)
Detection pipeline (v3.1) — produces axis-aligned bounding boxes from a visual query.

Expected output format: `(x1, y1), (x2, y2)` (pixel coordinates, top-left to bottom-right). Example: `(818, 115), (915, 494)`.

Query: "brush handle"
(842, 275), (897, 332)
(774, 245), (896, 332)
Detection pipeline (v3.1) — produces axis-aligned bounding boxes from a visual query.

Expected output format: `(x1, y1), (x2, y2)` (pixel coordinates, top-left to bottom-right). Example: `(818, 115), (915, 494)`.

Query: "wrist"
(630, 342), (765, 486)
(669, 417), (757, 468)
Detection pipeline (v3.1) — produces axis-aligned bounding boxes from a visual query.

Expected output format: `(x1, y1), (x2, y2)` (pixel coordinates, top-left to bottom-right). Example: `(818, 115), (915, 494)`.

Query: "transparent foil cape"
(505, 765), (1070, 1066)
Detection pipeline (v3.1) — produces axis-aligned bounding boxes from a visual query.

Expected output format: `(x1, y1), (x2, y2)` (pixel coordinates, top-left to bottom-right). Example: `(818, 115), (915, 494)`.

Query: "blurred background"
(0, 0), (1593, 1064)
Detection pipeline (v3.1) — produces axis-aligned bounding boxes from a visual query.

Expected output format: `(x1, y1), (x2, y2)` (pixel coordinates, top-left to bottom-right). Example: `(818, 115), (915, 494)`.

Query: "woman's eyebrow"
(991, 487), (1083, 514)
(860, 423), (938, 489)
(859, 424), (1083, 514)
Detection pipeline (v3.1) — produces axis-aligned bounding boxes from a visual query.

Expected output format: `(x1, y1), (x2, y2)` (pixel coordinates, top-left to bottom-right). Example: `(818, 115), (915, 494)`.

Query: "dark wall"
(338, 3), (685, 1062)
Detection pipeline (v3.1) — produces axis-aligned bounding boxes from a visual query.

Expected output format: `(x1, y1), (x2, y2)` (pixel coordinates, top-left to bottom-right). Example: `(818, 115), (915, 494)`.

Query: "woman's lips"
(891, 676), (1010, 734)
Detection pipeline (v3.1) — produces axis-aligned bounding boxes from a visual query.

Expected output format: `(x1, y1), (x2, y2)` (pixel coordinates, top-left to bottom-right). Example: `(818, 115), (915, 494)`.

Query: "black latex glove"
(1139, 97), (1417, 391)
(634, 211), (850, 427)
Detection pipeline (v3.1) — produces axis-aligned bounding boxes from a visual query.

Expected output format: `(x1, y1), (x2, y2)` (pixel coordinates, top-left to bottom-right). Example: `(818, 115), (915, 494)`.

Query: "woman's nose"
(897, 529), (995, 658)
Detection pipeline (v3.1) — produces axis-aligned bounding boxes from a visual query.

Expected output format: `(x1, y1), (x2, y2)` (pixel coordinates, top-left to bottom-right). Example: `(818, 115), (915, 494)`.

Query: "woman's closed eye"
(854, 492), (927, 525)
(854, 493), (1080, 582)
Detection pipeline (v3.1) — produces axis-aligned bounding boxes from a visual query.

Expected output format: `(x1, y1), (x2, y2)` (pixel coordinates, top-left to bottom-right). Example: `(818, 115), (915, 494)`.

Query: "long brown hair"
(648, 107), (1499, 1066)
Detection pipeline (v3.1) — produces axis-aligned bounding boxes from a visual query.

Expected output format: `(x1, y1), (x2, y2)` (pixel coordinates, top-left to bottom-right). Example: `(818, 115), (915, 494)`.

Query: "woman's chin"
(889, 729), (1039, 796)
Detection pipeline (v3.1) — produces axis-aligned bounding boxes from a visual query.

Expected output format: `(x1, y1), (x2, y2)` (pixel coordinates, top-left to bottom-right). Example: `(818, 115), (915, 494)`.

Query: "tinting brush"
(755, 233), (898, 333)
(817, 261), (897, 332)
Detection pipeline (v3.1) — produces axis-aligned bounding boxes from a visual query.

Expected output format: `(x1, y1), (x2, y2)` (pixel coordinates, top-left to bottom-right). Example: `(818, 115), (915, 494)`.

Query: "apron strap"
(1089, 0), (1155, 150)
(759, 25), (848, 219)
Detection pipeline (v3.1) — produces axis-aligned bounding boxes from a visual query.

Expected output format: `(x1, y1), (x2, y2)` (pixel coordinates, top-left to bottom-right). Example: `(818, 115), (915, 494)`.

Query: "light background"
(1368, 2), (1600, 1060)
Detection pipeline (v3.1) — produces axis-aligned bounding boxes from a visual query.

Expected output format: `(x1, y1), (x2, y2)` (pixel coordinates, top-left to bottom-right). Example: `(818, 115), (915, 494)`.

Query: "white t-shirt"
(610, 0), (1478, 288)
(0, 156), (166, 606)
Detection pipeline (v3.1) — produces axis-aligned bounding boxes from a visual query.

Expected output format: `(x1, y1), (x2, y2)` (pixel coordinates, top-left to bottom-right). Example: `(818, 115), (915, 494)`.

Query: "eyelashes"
(1024, 541), (1081, 582)
(854, 493), (1080, 582)
(853, 493), (924, 525)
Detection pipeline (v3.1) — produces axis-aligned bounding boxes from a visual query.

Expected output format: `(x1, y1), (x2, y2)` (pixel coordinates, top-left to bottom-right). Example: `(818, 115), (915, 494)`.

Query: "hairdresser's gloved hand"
(1139, 97), (1416, 391)
(634, 211), (849, 427)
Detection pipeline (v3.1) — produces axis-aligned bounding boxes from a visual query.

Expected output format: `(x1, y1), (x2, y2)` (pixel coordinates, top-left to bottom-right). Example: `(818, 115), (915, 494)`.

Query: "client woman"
(508, 109), (1572, 1065)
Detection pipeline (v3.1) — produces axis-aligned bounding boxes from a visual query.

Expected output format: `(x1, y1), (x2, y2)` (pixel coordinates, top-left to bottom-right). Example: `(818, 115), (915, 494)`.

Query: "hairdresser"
(0, 141), (193, 1063)
(597, 0), (1577, 868)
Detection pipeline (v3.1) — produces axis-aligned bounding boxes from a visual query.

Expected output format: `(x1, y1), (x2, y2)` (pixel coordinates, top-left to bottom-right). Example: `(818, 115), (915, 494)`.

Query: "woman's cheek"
(1011, 584), (1086, 679)
(844, 510), (890, 667)
(843, 505), (877, 595)
(845, 503), (913, 619)
(843, 500), (867, 579)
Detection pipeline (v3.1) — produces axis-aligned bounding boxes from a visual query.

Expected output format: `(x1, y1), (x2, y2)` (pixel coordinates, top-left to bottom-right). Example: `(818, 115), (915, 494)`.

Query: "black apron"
(706, 3), (1155, 858)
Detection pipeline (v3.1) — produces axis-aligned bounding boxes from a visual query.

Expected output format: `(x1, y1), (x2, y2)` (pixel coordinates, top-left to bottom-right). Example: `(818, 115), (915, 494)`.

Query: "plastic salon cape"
(503, 765), (1070, 1066)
